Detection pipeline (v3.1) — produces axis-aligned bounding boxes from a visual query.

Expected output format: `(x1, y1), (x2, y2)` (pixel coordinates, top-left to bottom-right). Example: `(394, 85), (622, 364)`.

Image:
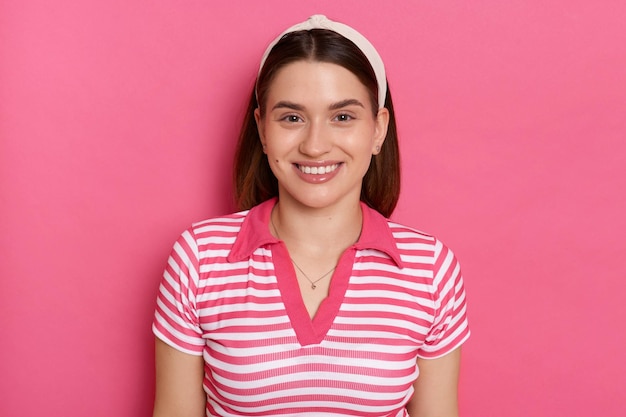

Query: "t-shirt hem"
(153, 324), (204, 356)
(416, 329), (471, 360)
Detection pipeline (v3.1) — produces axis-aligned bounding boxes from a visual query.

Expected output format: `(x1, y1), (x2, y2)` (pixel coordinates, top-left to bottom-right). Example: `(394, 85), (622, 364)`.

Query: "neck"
(270, 196), (363, 257)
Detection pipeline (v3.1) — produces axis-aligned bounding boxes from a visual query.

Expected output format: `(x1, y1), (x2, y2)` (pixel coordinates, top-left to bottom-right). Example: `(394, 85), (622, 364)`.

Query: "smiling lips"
(293, 162), (342, 183)
(296, 163), (339, 174)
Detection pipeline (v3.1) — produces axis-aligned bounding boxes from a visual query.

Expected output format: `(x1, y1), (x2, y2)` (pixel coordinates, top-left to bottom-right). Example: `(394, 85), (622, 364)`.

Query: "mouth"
(295, 163), (340, 175)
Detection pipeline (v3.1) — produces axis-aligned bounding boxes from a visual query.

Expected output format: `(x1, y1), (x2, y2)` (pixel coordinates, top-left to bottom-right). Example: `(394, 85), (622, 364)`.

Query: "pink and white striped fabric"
(153, 198), (469, 416)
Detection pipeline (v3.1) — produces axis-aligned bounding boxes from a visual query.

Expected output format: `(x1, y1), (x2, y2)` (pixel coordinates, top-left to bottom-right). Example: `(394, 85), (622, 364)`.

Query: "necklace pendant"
(311, 283), (316, 290)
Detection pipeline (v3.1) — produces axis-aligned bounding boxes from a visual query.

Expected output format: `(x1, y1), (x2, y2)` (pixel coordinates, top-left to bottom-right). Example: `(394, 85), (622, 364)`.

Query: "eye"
(281, 114), (303, 123)
(334, 113), (354, 122)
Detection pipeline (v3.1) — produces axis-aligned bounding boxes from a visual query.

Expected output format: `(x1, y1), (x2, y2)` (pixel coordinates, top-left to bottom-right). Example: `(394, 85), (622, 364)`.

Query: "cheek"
(265, 129), (301, 153)
(265, 151), (284, 173)
(343, 131), (377, 154)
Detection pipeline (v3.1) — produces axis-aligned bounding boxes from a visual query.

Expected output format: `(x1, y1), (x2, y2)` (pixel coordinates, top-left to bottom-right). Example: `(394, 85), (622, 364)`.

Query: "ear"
(372, 107), (390, 155)
(254, 108), (267, 153)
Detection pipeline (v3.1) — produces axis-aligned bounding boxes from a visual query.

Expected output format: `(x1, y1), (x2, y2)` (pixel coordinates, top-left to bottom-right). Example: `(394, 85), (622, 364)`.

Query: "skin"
(153, 59), (462, 417)
(255, 61), (388, 218)
(407, 349), (462, 417)
(255, 60), (388, 319)
(153, 339), (205, 417)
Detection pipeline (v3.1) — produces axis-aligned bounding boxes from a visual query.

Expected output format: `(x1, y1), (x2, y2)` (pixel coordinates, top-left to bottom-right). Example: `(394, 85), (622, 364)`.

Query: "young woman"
(153, 15), (470, 417)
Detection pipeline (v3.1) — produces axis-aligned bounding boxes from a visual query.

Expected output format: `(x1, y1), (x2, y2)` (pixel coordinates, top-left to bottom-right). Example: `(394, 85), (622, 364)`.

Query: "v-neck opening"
(272, 241), (356, 346)
(226, 198), (404, 346)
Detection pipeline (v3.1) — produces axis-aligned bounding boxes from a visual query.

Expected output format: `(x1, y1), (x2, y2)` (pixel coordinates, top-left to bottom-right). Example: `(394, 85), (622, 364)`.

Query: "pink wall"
(2, 1), (624, 416)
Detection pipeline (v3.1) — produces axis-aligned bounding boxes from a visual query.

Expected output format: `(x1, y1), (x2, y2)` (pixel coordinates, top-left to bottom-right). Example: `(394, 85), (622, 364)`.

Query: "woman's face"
(255, 60), (389, 212)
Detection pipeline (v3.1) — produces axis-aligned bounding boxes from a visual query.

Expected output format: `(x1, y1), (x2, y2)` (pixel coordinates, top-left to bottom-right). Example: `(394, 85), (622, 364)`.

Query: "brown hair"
(233, 29), (400, 217)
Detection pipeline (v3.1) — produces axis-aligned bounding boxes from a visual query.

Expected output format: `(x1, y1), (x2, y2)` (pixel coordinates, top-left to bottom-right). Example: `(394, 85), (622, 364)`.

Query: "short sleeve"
(417, 238), (470, 359)
(152, 229), (205, 355)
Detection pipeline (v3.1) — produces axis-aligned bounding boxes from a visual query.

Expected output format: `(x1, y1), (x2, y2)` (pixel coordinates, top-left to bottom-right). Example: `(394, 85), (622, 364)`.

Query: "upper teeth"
(299, 164), (338, 174)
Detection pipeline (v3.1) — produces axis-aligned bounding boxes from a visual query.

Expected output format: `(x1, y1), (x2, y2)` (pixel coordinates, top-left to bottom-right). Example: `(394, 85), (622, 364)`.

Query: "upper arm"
(406, 347), (462, 417)
(153, 338), (206, 417)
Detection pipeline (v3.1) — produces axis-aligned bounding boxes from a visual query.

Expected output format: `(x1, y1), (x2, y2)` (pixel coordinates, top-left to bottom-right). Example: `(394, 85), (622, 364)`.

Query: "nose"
(298, 120), (332, 157)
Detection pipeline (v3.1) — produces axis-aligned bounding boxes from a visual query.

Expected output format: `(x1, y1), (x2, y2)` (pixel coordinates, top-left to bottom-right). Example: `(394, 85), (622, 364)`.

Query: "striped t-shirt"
(153, 198), (470, 416)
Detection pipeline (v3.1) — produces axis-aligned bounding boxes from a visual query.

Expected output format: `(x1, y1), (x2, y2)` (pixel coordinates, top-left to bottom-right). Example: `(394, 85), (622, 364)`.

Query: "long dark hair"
(233, 29), (400, 217)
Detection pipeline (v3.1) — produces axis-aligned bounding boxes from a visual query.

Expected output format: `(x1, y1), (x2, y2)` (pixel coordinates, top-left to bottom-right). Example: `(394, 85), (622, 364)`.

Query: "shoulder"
(165, 210), (250, 262)
(180, 200), (276, 265)
(386, 220), (438, 252)
(387, 221), (436, 242)
(189, 210), (249, 239)
(188, 199), (274, 242)
(385, 220), (459, 272)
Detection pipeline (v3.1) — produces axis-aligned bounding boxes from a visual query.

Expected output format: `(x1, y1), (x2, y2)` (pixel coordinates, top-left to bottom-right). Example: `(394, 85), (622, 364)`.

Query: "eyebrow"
(271, 99), (365, 112)
(271, 101), (305, 111)
(328, 99), (365, 110)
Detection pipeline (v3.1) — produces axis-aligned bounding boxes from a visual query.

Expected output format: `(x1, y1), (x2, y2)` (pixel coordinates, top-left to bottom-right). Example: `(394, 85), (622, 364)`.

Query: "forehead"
(266, 60), (371, 105)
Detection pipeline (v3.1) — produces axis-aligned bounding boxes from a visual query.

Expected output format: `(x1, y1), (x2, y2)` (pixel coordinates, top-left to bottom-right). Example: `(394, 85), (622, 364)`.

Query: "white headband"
(257, 14), (387, 109)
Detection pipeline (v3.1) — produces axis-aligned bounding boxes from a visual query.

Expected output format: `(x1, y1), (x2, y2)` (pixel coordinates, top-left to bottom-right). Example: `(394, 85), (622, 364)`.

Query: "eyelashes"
(277, 113), (356, 124)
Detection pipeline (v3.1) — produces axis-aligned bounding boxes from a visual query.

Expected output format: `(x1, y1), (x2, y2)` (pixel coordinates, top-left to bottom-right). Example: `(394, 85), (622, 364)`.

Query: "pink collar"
(228, 198), (404, 268)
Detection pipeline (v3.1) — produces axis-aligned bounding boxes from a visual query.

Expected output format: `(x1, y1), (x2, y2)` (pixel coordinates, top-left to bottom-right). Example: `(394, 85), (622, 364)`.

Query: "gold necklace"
(270, 213), (337, 290)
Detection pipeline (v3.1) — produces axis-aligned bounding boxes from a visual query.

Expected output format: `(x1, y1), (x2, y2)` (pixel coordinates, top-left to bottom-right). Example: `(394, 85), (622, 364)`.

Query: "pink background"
(1, 1), (625, 416)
